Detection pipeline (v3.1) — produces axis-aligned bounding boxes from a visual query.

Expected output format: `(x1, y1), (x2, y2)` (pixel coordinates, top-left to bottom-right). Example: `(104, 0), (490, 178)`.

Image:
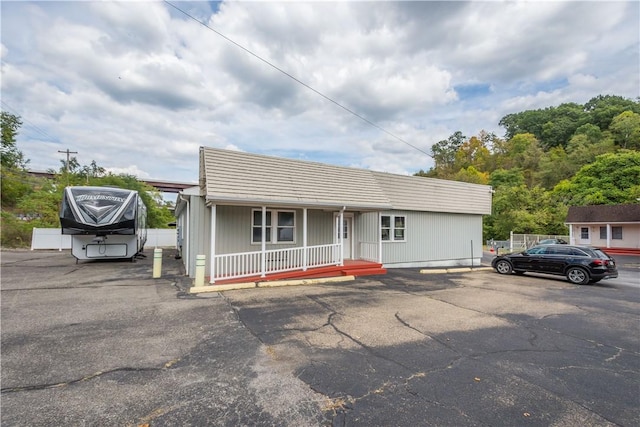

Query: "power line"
(163, 1), (432, 159)
(1, 100), (56, 142)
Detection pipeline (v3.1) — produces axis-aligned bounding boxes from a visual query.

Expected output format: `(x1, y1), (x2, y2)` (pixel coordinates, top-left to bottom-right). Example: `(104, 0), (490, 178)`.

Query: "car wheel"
(495, 260), (513, 275)
(566, 267), (589, 285)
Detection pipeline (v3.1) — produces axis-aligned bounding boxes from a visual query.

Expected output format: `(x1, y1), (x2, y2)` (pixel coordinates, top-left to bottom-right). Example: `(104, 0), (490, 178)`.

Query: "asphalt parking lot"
(1, 249), (639, 426)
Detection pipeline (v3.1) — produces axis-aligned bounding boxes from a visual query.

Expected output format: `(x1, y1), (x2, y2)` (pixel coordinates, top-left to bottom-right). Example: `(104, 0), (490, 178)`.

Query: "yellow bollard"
(152, 248), (163, 278)
(195, 254), (206, 286)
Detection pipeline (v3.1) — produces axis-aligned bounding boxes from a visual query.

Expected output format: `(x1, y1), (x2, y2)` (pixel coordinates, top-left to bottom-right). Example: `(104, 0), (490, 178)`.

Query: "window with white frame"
(381, 215), (406, 242)
(252, 209), (295, 244)
(580, 227), (589, 239)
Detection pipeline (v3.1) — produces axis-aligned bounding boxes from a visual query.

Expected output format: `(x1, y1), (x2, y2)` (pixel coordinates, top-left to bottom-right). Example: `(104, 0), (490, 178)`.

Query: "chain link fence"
(487, 232), (570, 254)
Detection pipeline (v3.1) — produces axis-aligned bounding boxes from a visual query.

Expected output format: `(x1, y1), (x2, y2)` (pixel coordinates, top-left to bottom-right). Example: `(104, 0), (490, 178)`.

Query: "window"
(580, 227), (589, 239)
(381, 215), (406, 242)
(600, 227), (607, 240)
(252, 209), (295, 244)
(612, 226), (623, 240)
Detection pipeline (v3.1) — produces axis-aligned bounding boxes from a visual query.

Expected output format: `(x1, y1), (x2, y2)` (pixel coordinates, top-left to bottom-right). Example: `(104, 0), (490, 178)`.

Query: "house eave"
(204, 195), (392, 211)
(566, 221), (640, 225)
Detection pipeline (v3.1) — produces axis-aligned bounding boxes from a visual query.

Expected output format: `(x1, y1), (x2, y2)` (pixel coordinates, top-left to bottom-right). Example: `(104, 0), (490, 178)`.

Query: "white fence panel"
(146, 229), (177, 248)
(31, 228), (176, 250)
(31, 228), (72, 250)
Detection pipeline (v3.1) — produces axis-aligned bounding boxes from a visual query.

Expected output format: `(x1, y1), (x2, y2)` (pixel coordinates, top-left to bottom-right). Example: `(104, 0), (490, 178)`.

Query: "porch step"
(211, 261), (387, 285)
(599, 247), (640, 256)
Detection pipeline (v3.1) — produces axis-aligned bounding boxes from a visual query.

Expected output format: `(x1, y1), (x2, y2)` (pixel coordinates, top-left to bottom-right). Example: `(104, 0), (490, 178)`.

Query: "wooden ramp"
(212, 260), (386, 285)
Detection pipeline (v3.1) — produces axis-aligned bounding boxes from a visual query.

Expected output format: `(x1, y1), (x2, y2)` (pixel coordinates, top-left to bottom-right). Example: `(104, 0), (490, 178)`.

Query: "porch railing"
(359, 241), (379, 262)
(213, 243), (341, 282)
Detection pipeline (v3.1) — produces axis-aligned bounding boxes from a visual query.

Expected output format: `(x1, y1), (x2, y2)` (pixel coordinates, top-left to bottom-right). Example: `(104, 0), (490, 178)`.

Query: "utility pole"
(58, 149), (78, 175)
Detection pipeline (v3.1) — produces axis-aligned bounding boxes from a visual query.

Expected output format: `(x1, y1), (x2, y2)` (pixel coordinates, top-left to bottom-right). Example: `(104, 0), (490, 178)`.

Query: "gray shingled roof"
(566, 204), (640, 223)
(200, 147), (492, 214)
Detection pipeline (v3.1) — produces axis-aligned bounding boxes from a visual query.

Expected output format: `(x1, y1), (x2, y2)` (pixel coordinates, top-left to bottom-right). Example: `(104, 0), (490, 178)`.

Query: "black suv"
(491, 244), (618, 285)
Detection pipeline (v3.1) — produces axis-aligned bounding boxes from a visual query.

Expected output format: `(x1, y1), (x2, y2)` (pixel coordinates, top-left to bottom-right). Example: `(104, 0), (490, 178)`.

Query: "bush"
(0, 211), (36, 248)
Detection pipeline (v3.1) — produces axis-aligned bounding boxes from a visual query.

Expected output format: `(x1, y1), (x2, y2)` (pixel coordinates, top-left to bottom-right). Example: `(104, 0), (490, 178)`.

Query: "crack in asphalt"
(423, 291), (640, 361)
(506, 370), (626, 427)
(1, 282), (161, 292)
(0, 359), (180, 394)
(305, 295), (416, 373)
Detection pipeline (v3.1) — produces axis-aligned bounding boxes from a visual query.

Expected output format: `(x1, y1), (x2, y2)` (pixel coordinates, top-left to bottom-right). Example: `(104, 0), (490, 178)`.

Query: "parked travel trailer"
(60, 186), (147, 261)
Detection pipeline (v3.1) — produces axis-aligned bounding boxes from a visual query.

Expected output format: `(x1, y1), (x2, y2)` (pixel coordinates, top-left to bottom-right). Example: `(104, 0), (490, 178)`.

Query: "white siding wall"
(214, 207), (335, 255)
(571, 223), (640, 249)
(359, 210), (483, 267)
(187, 195), (210, 278)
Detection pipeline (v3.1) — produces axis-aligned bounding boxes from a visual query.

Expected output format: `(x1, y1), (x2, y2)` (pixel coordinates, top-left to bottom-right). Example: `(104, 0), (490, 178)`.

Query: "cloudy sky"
(2, 1), (638, 183)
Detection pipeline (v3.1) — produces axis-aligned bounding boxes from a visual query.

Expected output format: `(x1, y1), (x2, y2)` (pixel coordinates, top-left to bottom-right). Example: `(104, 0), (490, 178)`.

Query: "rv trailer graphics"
(60, 186), (148, 260)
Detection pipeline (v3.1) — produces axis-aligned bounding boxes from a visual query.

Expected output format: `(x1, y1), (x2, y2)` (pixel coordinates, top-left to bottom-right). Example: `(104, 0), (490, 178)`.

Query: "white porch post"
(569, 225), (574, 245)
(261, 206), (266, 278)
(209, 204), (216, 283)
(185, 199), (190, 276)
(607, 223), (611, 248)
(339, 209), (344, 266)
(378, 211), (383, 264)
(303, 208), (308, 271)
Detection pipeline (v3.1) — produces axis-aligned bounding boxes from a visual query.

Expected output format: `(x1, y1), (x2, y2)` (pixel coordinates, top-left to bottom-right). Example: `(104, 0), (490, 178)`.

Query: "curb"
(189, 275), (356, 294)
(420, 266), (493, 275)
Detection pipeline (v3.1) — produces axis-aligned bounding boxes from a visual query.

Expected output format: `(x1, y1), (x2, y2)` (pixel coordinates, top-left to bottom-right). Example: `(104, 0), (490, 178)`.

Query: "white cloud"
(1, 1), (638, 182)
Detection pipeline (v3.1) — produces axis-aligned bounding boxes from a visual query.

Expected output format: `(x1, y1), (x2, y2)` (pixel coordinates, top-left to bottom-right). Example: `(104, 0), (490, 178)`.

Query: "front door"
(338, 216), (353, 259)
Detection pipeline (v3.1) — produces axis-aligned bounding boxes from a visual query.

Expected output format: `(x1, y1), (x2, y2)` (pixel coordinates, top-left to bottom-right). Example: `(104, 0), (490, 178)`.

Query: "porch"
(211, 258), (386, 285)
(210, 242), (386, 284)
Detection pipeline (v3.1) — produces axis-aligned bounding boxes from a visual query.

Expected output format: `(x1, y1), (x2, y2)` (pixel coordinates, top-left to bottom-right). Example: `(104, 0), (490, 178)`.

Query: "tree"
(536, 146), (573, 189)
(552, 150), (640, 206)
(584, 95), (640, 130)
(609, 111), (640, 149)
(539, 102), (586, 149)
(453, 136), (491, 171)
(1, 112), (33, 208)
(429, 131), (466, 177)
(488, 168), (525, 189)
(501, 133), (543, 187)
(1, 111), (28, 170)
(452, 166), (489, 184)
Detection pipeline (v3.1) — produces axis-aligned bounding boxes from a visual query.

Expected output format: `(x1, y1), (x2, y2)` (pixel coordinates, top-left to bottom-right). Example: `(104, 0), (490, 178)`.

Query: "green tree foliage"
(1, 112), (28, 170)
(1, 112), (34, 208)
(552, 150), (640, 206)
(420, 94), (639, 240)
(428, 131), (466, 178)
(452, 166), (488, 184)
(484, 185), (568, 239)
(609, 111), (640, 149)
(584, 95), (640, 130)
